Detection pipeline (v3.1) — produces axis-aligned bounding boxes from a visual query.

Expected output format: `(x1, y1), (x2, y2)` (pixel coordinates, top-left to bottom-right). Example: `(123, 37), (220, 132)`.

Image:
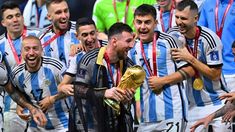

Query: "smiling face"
(77, 24), (98, 52)
(1, 8), (24, 35)
(47, 1), (70, 33)
(114, 31), (134, 60)
(175, 6), (198, 38)
(158, 0), (172, 10)
(22, 37), (43, 72)
(134, 14), (157, 43)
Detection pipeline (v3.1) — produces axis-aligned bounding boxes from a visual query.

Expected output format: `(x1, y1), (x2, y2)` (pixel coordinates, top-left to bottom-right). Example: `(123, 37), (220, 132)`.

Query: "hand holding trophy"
(104, 65), (146, 114)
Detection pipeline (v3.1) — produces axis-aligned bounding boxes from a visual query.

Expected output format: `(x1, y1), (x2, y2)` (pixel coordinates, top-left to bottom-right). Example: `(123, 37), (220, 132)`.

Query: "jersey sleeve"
(75, 58), (93, 85)
(0, 63), (8, 86)
(65, 52), (84, 76)
(205, 34), (223, 66)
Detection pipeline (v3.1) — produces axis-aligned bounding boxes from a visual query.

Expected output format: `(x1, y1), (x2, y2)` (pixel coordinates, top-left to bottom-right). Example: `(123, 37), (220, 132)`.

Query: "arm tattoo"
(214, 101), (235, 118)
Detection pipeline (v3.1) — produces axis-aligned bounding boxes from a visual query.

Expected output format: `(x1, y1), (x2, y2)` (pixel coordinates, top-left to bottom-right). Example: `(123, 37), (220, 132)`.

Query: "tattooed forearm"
(214, 101), (235, 118)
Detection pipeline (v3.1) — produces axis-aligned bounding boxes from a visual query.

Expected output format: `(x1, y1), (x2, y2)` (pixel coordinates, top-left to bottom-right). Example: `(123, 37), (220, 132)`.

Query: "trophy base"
(104, 99), (120, 115)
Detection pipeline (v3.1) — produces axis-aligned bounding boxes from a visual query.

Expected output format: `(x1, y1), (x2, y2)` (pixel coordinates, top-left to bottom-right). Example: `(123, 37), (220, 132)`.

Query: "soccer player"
(58, 17), (103, 96)
(11, 35), (69, 131)
(0, 51), (47, 130)
(73, 22), (135, 131)
(129, 4), (194, 131)
(154, 0), (176, 32)
(0, 1), (41, 131)
(169, 1), (230, 131)
(38, 0), (79, 67)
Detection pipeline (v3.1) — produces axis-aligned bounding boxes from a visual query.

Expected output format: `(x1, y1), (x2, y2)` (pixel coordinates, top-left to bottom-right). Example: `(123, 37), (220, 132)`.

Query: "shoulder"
(199, 26), (220, 49)
(79, 48), (99, 66)
(158, 31), (180, 48)
(69, 21), (77, 32)
(42, 56), (64, 70)
(11, 63), (25, 79)
(0, 33), (5, 40)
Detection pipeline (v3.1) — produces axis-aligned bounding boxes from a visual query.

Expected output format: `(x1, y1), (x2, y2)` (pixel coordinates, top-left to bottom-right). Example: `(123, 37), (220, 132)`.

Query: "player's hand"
(58, 84), (74, 96)
(29, 106), (47, 127)
(219, 92), (235, 102)
(39, 96), (55, 112)
(190, 114), (214, 132)
(148, 76), (164, 90)
(122, 88), (135, 103)
(171, 47), (194, 62)
(70, 44), (83, 56)
(104, 87), (125, 102)
(16, 105), (31, 121)
(222, 110), (235, 124)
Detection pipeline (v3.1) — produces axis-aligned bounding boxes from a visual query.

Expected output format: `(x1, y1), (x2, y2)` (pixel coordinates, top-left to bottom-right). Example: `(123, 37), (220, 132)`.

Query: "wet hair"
(45, 0), (66, 9)
(0, 1), (20, 19)
(134, 4), (156, 20)
(76, 17), (96, 31)
(108, 22), (133, 40)
(176, 0), (198, 13)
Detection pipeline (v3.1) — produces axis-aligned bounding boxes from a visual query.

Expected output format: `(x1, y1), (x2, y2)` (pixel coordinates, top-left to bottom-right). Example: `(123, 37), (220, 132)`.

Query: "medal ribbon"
(140, 33), (158, 76)
(215, 0), (233, 38)
(7, 26), (27, 65)
(113, 0), (130, 23)
(41, 26), (63, 48)
(186, 27), (200, 78)
(104, 52), (121, 86)
(159, 4), (174, 32)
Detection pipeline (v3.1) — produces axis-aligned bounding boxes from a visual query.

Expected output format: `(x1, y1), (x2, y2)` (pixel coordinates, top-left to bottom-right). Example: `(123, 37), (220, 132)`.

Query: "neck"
(106, 46), (119, 63)
(53, 26), (66, 34)
(185, 26), (197, 39)
(117, 0), (124, 2)
(161, 2), (172, 12)
(36, 0), (45, 7)
(7, 31), (22, 40)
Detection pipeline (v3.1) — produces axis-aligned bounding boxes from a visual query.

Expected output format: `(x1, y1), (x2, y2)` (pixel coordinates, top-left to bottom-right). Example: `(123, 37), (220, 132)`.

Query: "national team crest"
(44, 79), (51, 87)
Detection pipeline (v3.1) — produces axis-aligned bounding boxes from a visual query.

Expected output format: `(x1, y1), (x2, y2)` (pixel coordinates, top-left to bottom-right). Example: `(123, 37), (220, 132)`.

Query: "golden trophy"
(193, 77), (203, 90)
(104, 65), (146, 114)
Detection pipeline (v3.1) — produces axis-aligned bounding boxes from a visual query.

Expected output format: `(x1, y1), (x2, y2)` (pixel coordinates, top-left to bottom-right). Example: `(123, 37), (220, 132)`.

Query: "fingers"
(32, 108), (47, 127)
(60, 84), (74, 95)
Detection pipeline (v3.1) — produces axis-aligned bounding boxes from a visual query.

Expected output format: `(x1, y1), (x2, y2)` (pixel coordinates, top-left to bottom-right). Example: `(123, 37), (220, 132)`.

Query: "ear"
(47, 13), (52, 21)
(1, 19), (6, 27)
(111, 37), (118, 47)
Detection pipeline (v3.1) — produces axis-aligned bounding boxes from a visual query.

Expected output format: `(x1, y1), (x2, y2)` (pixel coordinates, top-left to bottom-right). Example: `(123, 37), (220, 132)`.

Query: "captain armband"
(178, 69), (189, 80)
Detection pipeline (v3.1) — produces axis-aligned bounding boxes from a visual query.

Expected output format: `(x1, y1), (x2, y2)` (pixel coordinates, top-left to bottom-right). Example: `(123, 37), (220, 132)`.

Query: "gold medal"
(193, 78), (203, 90)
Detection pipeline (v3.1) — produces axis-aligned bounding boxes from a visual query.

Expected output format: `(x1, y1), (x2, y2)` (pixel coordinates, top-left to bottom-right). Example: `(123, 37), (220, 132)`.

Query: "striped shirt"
(38, 21), (79, 67)
(11, 56), (69, 130)
(168, 26), (229, 120)
(128, 31), (188, 122)
(0, 27), (41, 112)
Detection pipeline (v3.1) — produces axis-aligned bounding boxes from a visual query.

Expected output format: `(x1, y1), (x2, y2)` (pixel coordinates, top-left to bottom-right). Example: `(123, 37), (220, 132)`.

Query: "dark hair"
(232, 41), (235, 48)
(176, 0), (198, 13)
(76, 17), (96, 31)
(134, 4), (156, 20)
(45, 0), (66, 9)
(108, 22), (133, 40)
(0, 1), (20, 19)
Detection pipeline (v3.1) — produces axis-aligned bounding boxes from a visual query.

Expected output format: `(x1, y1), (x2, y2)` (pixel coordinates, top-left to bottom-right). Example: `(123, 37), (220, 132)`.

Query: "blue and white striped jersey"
(128, 31), (188, 122)
(11, 56), (69, 130)
(168, 26), (229, 120)
(0, 51), (8, 86)
(0, 27), (41, 112)
(38, 21), (79, 67)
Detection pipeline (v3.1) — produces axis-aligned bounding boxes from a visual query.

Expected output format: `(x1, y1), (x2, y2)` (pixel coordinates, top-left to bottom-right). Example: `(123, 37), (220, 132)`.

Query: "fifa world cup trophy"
(104, 65), (146, 114)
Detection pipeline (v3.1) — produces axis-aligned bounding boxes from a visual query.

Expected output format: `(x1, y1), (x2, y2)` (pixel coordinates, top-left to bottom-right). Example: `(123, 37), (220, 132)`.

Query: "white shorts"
(137, 118), (186, 132)
(186, 117), (231, 132)
(3, 111), (27, 132)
